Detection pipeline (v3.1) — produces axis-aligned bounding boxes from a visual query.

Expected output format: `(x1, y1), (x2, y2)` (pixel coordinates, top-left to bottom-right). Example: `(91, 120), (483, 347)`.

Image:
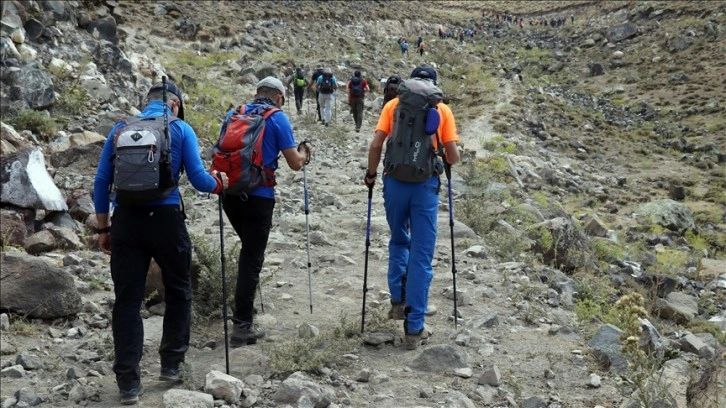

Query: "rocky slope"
(1, 1), (724, 407)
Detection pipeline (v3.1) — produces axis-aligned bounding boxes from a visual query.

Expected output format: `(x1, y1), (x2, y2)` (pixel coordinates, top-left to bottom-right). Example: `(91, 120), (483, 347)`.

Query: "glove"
(364, 170), (376, 188)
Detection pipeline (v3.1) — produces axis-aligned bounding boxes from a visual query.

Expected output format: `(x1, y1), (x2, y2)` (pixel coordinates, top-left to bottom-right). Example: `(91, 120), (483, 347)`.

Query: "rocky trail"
(1, 1), (724, 408)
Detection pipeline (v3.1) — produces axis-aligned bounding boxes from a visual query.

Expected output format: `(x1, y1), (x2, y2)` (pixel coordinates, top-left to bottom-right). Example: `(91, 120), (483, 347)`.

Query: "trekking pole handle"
(444, 161), (452, 180)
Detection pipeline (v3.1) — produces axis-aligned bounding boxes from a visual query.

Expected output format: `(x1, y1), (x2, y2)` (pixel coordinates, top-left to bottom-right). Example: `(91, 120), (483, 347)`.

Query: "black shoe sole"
(230, 337), (258, 347)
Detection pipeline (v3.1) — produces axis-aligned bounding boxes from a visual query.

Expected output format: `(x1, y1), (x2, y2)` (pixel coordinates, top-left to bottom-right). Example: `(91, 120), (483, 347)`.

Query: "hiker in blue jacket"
(93, 81), (228, 405)
(219, 77), (311, 347)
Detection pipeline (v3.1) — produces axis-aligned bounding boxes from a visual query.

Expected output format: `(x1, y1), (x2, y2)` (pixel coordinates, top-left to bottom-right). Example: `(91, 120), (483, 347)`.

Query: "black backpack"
(112, 116), (178, 205)
(382, 79), (444, 182)
(383, 75), (401, 105)
(319, 75), (334, 94)
(350, 76), (363, 97)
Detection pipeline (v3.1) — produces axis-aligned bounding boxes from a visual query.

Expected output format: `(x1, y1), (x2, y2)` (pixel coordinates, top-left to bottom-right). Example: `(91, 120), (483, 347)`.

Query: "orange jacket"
(375, 97), (459, 148)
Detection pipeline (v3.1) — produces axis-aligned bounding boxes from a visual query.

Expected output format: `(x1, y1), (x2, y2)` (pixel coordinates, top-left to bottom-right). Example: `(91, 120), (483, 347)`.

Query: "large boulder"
(636, 199), (695, 232)
(0, 251), (82, 318)
(0, 61), (55, 110)
(606, 21), (638, 43)
(1, 148), (68, 211)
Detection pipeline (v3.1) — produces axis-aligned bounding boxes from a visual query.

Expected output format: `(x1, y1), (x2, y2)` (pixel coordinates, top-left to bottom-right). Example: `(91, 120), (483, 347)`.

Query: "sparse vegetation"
(190, 233), (239, 323)
(7, 110), (58, 141)
(264, 314), (361, 377)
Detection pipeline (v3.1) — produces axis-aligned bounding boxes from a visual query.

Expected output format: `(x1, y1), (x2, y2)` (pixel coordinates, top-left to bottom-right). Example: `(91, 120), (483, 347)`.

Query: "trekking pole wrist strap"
(96, 226), (111, 234)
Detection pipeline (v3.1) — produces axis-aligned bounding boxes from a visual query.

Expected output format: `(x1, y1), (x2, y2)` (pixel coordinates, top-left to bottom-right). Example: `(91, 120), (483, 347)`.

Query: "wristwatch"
(96, 226), (111, 234)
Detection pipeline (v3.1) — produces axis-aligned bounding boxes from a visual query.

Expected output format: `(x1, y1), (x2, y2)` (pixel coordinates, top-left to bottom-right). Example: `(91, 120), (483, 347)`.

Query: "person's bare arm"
(443, 140), (460, 165)
(368, 130), (386, 174)
(282, 145), (310, 171)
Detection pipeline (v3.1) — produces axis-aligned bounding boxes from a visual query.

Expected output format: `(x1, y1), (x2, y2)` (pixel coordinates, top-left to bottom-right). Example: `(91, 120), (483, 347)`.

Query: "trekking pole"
(303, 154), (313, 314)
(360, 184), (373, 333)
(444, 163), (458, 329)
(217, 189), (230, 375)
(258, 284), (264, 314)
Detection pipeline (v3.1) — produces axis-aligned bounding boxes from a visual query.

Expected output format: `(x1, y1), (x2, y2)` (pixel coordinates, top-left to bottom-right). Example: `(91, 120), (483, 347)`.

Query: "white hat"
(256, 76), (285, 94)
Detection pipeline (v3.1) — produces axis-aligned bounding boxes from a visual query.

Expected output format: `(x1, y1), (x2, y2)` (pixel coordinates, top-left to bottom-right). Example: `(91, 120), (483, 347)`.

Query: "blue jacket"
(94, 101), (220, 213)
(220, 103), (297, 199)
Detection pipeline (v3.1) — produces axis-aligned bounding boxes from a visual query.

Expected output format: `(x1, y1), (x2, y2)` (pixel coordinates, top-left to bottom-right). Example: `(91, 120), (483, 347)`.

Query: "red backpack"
(210, 105), (279, 196)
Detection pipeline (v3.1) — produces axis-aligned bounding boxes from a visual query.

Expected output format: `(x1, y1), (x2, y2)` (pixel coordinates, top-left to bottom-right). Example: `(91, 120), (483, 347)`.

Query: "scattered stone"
(587, 373), (601, 388)
(478, 365), (500, 386)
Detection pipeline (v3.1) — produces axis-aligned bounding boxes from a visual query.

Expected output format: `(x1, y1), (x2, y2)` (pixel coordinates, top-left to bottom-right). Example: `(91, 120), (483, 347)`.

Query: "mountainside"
(1, 1), (724, 407)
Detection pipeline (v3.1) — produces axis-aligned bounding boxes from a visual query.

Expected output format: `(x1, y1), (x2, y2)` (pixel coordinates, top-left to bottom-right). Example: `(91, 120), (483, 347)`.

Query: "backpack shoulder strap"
(260, 106), (280, 119)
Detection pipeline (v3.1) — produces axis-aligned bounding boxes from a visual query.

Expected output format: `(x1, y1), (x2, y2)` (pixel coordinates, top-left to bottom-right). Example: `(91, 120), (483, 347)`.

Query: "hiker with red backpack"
(364, 65), (461, 350)
(347, 70), (369, 133)
(93, 79), (229, 405)
(211, 77), (311, 347)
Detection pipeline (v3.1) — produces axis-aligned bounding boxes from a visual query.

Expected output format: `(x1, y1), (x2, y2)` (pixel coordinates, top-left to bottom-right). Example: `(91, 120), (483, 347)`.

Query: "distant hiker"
(309, 65), (324, 121)
(458, 31), (464, 43)
(364, 65), (461, 350)
(401, 40), (409, 57)
(571, 14), (575, 24)
(286, 66), (308, 115)
(93, 80), (229, 405)
(418, 41), (426, 56)
(313, 67), (337, 126)
(218, 77), (311, 347)
(417, 35), (423, 48)
(347, 70), (370, 133)
(382, 74), (401, 107)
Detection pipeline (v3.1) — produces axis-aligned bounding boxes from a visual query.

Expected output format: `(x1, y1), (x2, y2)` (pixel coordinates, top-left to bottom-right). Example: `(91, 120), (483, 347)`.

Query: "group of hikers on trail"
(93, 59), (460, 405)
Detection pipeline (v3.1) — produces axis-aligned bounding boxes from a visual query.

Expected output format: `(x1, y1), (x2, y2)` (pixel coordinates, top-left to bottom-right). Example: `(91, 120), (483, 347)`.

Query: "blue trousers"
(383, 175), (440, 334)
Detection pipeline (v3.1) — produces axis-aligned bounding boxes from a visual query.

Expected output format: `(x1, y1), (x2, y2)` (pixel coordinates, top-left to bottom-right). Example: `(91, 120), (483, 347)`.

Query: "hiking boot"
(404, 331), (423, 350)
(119, 385), (143, 405)
(231, 323), (265, 346)
(388, 303), (406, 320)
(159, 362), (189, 382)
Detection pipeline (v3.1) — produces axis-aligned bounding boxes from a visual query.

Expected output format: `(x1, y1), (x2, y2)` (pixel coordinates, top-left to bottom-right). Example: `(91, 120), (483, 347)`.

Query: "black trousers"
(294, 86), (304, 113)
(222, 194), (275, 324)
(350, 97), (364, 130)
(110, 206), (191, 390)
(314, 91), (321, 120)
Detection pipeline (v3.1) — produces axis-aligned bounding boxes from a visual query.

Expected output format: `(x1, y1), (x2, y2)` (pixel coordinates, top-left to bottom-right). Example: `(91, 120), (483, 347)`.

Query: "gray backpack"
(383, 78), (444, 182)
(112, 116), (177, 205)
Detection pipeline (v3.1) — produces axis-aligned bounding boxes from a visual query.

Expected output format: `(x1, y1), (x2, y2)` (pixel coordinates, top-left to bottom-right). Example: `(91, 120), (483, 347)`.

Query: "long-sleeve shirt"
(93, 100), (220, 213)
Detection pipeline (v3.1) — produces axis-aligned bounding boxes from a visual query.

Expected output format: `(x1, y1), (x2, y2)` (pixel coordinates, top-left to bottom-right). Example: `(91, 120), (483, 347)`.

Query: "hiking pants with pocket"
(350, 97), (364, 130)
(110, 205), (192, 391)
(222, 194), (275, 325)
(318, 92), (334, 124)
(294, 86), (304, 113)
(383, 175), (440, 334)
